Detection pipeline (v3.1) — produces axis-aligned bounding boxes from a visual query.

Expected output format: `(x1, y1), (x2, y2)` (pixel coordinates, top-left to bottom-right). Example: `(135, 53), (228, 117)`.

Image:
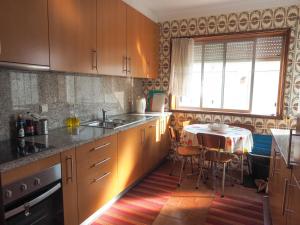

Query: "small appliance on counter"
(136, 96), (146, 113)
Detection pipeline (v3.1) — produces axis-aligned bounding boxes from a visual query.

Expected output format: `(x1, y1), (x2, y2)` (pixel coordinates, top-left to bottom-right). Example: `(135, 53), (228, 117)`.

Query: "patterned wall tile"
(146, 5), (300, 134)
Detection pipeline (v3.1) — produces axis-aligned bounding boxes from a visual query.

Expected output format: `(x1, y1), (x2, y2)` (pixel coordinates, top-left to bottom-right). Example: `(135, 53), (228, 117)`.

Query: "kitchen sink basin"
(81, 114), (154, 129)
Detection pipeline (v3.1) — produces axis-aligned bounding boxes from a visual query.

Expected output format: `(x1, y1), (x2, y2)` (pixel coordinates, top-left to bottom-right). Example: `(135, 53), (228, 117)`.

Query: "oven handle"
(4, 182), (61, 220)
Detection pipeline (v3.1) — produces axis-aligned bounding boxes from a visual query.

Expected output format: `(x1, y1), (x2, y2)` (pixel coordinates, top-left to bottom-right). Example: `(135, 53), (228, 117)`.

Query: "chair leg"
(169, 154), (177, 176)
(191, 156), (194, 173)
(221, 163), (226, 198)
(178, 158), (185, 187)
(240, 154), (244, 184)
(196, 156), (204, 189)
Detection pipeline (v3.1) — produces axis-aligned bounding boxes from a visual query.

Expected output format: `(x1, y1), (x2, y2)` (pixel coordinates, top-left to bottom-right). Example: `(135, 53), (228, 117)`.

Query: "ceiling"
(123, 0), (300, 22)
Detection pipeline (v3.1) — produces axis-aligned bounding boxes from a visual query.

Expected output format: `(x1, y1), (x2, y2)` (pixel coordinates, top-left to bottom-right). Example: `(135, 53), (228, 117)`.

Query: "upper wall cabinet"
(0, 0), (49, 69)
(49, 0), (97, 74)
(126, 6), (147, 78)
(98, 0), (127, 76)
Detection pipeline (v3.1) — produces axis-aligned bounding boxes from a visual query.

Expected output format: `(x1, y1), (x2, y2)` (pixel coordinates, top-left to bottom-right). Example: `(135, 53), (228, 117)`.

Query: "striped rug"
(205, 194), (264, 225)
(92, 171), (178, 225)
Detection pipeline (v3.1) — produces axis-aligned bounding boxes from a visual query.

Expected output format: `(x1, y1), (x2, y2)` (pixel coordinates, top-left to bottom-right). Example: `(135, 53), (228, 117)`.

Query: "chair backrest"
(182, 120), (191, 127)
(230, 123), (255, 133)
(197, 133), (226, 151)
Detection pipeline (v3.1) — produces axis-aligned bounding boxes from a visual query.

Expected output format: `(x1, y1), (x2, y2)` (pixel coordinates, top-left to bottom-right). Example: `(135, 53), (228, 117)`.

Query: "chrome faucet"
(102, 109), (107, 123)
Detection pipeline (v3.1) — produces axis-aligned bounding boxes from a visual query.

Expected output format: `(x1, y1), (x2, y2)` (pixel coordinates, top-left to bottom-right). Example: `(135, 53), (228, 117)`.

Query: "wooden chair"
(230, 123), (255, 184)
(197, 133), (234, 197)
(168, 126), (202, 186)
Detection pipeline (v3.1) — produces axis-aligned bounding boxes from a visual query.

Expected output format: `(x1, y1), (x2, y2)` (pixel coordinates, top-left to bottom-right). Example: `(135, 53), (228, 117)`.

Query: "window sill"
(170, 108), (283, 120)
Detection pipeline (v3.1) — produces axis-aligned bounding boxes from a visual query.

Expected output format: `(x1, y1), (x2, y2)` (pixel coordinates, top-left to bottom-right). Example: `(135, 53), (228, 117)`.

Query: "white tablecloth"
(181, 124), (253, 153)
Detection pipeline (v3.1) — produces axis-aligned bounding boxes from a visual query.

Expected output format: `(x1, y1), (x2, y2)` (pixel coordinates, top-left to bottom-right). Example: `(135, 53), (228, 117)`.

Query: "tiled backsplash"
(143, 5), (300, 134)
(0, 69), (143, 141)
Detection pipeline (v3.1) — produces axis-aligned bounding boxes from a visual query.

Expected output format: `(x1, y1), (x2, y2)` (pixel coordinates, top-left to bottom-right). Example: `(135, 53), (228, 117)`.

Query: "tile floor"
(152, 161), (264, 225)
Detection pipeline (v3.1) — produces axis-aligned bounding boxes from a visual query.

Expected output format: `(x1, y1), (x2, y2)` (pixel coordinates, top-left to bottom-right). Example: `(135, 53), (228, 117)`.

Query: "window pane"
(252, 61), (280, 115)
(223, 61), (252, 110)
(202, 61), (223, 108)
(202, 43), (224, 108)
(223, 41), (253, 110)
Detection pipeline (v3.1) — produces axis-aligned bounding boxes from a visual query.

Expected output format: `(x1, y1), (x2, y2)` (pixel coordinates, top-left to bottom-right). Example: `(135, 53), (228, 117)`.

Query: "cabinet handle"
(90, 142), (111, 152)
(127, 57), (131, 74)
(91, 50), (97, 70)
(282, 178), (288, 216)
(66, 156), (73, 183)
(0, 40), (2, 56)
(149, 125), (156, 128)
(122, 56), (127, 73)
(91, 157), (111, 168)
(271, 150), (280, 177)
(92, 172), (111, 184)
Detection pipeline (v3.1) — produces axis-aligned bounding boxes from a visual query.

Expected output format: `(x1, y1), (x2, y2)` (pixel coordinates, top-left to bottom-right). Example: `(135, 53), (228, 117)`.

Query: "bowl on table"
(208, 123), (229, 132)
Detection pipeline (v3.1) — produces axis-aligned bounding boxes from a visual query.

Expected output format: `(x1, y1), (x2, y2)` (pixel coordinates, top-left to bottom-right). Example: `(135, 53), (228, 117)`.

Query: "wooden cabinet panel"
(61, 149), (78, 225)
(126, 5), (146, 78)
(117, 126), (143, 192)
(143, 17), (159, 79)
(76, 135), (118, 223)
(98, 0), (127, 76)
(286, 173), (300, 225)
(0, 0), (49, 66)
(49, 0), (97, 73)
(268, 140), (292, 225)
(159, 116), (170, 160)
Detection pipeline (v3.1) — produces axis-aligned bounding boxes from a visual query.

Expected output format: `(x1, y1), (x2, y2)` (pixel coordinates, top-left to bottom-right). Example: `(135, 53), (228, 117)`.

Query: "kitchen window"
(173, 29), (289, 118)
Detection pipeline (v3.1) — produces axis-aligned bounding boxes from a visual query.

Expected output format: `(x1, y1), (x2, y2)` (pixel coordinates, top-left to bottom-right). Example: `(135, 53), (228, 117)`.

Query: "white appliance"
(136, 96), (146, 113)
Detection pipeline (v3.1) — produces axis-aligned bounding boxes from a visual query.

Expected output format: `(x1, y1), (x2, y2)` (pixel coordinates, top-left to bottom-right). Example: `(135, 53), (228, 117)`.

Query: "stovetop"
(0, 139), (53, 165)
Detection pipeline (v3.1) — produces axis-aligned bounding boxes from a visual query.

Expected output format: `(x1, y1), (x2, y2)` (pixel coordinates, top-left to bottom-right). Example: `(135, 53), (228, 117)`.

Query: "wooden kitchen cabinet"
(126, 6), (147, 78)
(159, 115), (170, 160)
(61, 148), (78, 225)
(76, 134), (118, 223)
(0, 0), (49, 67)
(98, 0), (127, 76)
(285, 171), (300, 225)
(49, 0), (97, 74)
(117, 125), (143, 192)
(268, 140), (292, 225)
(143, 16), (159, 79)
(142, 120), (161, 174)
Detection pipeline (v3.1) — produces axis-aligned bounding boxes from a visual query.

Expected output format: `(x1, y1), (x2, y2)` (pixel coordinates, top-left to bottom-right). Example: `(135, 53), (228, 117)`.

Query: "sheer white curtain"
(169, 38), (194, 97)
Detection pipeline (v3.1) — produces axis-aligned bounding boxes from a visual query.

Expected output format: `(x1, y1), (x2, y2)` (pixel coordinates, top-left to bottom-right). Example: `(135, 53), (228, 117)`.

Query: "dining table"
(181, 123), (254, 183)
(181, 123), (254, 154)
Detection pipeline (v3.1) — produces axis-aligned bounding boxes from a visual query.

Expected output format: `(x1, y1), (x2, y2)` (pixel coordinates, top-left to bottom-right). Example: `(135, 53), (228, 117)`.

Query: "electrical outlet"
(39, 104), (48, 113)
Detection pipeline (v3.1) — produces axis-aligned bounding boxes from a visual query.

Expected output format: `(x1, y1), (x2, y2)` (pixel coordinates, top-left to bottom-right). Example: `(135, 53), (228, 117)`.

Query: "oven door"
(4, 182), (64, 225)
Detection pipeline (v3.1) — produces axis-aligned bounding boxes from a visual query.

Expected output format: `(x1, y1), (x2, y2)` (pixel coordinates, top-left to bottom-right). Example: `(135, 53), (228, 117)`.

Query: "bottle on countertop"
(16, 114), (25, 138)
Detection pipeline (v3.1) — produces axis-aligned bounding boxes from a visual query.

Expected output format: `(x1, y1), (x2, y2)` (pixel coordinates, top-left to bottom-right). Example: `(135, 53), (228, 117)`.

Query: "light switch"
(39, 104), (48, 113)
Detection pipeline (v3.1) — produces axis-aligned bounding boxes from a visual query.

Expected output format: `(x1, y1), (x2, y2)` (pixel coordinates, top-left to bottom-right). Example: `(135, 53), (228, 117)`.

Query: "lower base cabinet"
(76, 135), (118, 223)
(61, 148), (79, 225)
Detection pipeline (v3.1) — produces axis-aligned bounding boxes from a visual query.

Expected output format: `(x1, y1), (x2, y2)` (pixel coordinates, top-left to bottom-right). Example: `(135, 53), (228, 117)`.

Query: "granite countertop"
(271, 129), (300, 167)
(0, 113), (171, 173)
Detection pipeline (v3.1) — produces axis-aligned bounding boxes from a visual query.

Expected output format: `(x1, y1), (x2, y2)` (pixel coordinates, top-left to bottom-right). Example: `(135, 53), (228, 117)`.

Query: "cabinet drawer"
(77, 166), (117, 223)
(77, 156), (116, 183)
(76, 134), (117, 164)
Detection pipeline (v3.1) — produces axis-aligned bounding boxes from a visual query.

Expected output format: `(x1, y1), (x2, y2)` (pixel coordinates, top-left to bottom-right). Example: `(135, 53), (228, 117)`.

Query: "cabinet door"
(126, 5), (146, 78)
(268, 142), (291, 225)
(0, 0), (49, 66)
(143, 17), (159, 79)
(49, 0), (97, 73)
(160, 116), (170, 159)
(61, 149), (79, 225)
(98, 0), (126, 76)
(142, 120), (160, 174)
(286, 173), (300, 225)
(117, 126), (143, 192)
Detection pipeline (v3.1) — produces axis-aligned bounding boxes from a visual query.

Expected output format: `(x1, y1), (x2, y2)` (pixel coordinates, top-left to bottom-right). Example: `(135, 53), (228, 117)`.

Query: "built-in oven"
(2, 164), (64, 225)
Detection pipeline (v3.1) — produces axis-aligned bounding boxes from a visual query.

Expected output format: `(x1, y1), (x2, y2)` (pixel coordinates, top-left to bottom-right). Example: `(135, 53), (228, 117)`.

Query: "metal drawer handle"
(91, 50), (97, 70)
(122, 56), (127, 73)
(91, 157), (111, 168)
(149, 125), (156, 128)
(90, 142), (111, 152)
(66, 156), (73, 183)
(92, 172), (111, 184)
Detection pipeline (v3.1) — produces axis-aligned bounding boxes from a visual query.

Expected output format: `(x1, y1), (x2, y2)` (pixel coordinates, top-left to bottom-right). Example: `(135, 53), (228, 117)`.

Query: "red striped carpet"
(92, 171), (178, 225)
(205, 194), (264, 225)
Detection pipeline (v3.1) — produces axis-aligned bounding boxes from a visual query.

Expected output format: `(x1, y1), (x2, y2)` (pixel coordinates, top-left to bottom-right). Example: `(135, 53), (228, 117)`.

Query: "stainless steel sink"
(81, 114), (154, 129)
